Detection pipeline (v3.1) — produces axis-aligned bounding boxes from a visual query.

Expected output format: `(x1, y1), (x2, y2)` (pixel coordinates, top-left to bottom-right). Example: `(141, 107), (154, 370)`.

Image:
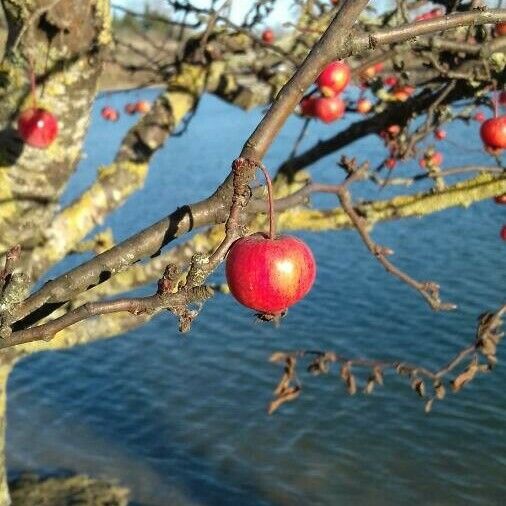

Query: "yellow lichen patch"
(94, 0), (113, 47)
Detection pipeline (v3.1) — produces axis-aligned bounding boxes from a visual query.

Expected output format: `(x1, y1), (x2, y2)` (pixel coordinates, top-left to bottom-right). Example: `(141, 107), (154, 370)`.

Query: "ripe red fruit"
(101, 106), (119, 122)
(17, 107), (58, 149)
(135, 100), (151, 114)
(386, 124), (401, 136)
(496, 22), (506, 36)
(383, 75), (398, 87)
(494, 194), (506, 204)
(124, 103), (137, 115)
(385, 158), (397, 170)
(393, 85), (414, 102)
(480, 116), (506, 150)
(499, 91), (506, 105)
(474, 111), (485, 123)
(501, 225), (506, 241)
(226, 233), (316, 315)
(419, 151), (443, 168)
(313, 95), (345, 123)
(357, 98), (372, 114)
(262, 29), (274, 44)
(434, 128), (446, 140)
(300, 96), (316, 117)
(316, 61), (350, 96)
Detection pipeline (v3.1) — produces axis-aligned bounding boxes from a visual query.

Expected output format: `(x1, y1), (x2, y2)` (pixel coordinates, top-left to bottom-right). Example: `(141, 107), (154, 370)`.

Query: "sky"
(114, 1), (394, 27)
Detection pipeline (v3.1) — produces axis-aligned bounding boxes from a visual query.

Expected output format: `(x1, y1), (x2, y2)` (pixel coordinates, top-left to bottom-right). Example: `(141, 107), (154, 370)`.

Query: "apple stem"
(258, 162), (276, 240)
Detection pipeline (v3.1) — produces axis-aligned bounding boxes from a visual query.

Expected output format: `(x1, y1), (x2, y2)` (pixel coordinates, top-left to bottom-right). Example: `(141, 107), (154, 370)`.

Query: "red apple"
(385, 158), (397, 170)
(313, 95), (346, 123)
(501, 225), (506, 241)
(393, 85), (414, 102)
(225, 233), (316, 315)
(434, 128), (446, 140)
(17, 107), (58, 149)
(474, 111), (485, 123)
(124, 103), (137, 115)
(384, 75), (398, 87)
(480, 116), (506, 150)
(101, 106), (119, 122)
(316, 60), (350, 96)
(300, 96), (316, 117)
(135, 100), (151, 114)
(496, 22), (506, 36)
(357, 98), (372, 114)
(494, 194), (506, 204)
(262, 29), (274, 44)
(420, 151), (443, 168)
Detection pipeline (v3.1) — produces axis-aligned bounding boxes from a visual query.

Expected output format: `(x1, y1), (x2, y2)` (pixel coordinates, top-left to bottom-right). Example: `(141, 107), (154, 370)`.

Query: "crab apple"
(386, 124), (401, 136)
(474, 111), (485, 123)
(494, 194), (506, 204)
(316, 60), (350, 96)
(313, 95), (345, 123)
(17, 107), (58, 149)
(300, 96), (316, 117)
(501, 225), (506, 241)
(135, 100), (151, 114)
(383, 75), (398, 87)
(225, 233), (316, 315)
(480, 116), (506, 150)
(434, 128), (446, 140)
(101, 106), (119, 122)
(385, 158), (397, 170)
(420, 151), (443, 168)
(393, 85), (414, 102)
(496, 22), (506, 36)
(357, 98), (372, 114)
(124, 103), (137, 115)
(362, 62), (383, 79)
(262, 28), (274, 44)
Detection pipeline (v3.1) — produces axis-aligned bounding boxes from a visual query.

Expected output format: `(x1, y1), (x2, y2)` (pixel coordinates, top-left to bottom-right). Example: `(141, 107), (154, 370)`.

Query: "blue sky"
(115, 1), (394, 26)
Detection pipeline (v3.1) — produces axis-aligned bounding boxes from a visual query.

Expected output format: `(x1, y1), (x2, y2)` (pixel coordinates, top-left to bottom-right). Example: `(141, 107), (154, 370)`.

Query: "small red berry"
(135, 100), (151, 114)
(300, 96), (316, 117)
(383, 75), (398, 87)
(420, 151), (443, 168)
(434, 129), (446, 140)
(494, 194), (506, 204)
(313, 95), (346, 123)
(501, 225), (506, 241)
(316, 61), (351, 96)
(356, 98), (372, 114)
(17, 107), (58, 149)
(262, 29), (274, 44)
(496, 22), (506, 36)
(124, 103), (137, 115)
(474, 111), (486, 123)
(101, 106), (119, 122)
(385, 158), (397, 170)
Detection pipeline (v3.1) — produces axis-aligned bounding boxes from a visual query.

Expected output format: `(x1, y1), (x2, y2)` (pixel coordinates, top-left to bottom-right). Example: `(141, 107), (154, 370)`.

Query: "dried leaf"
(269, 352), (288, 363)
(411, 378), (425, 398)
(424, 398), (434, 414)
(346, 374), (357, 395)
(364, 379), (375, 394)
(451, 363), (478, 392)
(373, 366), (384, 386)
(434, 382), (446, 400)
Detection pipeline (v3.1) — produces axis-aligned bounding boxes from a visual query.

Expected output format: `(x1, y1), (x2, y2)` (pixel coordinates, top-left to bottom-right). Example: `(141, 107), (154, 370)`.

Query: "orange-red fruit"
(313, 95), (345, 123)
(494, 194), (506, 204)
(316, 61), (350, 96)
(17, 107), (58, 149)
(225, 233), (316, 315)
(101, 106), (119, 122)
(496, 22), (506, 36)
(474, 111), (485, 123)
(480, 117), (506, 150)
(385, 158), (397, 170)
(357, 98), (372, 114)
(384, 75), (398, 87)
(501, 225), (506, 241)
(393, 85), (414, 102)
(262, 29), (274, 44)
(135, 100), (151, 114)
(434, 128), (446, 140)
(300, 96), (316, 117)
(420, 151), (443, 168)
(124, 103), (137, 115)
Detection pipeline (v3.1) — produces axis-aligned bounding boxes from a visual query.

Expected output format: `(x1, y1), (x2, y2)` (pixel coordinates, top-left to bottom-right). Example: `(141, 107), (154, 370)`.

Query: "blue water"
(6, 89), (506, 506)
